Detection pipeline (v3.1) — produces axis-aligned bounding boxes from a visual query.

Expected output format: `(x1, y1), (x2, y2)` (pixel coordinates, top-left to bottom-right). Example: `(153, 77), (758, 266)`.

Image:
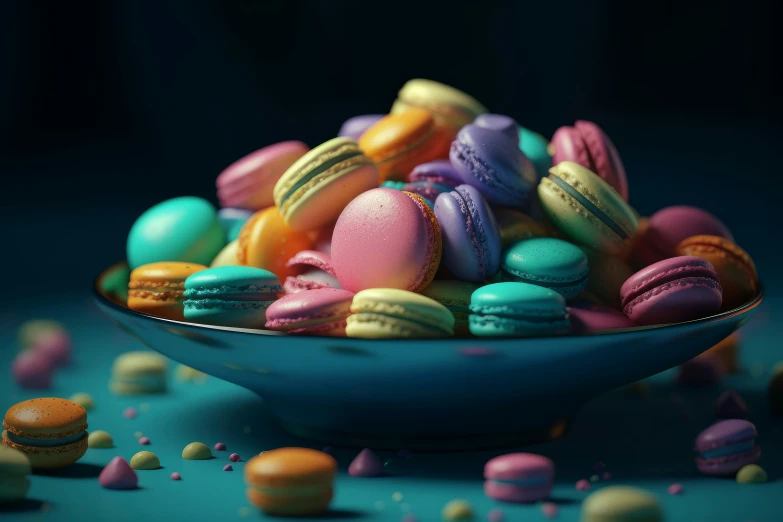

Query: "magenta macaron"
(551, 120), (629, 201)
(283, 250), (342, 294)
(265, 288), (355, 336)
(331, 188), (441, 293)
(484, 453), (555, 503)
(216, 141), (309, 211)
(695, 419), (760, 476)
(620, 256), (723, 326)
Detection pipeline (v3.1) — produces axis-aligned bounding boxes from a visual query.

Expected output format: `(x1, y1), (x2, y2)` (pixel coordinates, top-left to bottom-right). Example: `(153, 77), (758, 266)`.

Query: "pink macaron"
(216, 141), (309, 210)
(551, 120), (628, 201)
(629, 206), (733, 268)
(484, 453), (555, 503)
(620, 256), (723, 326)
(567, 301), (636, 333)
(331, 188), (442, 293)
(265, 288), (355, 336)
(283, 250), (342, 294)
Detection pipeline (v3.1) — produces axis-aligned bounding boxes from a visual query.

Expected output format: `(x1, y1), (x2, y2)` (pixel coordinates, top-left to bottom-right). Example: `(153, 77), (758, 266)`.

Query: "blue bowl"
(94, 262), (763, 451)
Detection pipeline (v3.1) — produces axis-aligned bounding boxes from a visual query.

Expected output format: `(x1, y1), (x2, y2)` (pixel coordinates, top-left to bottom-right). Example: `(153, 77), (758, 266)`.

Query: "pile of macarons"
(123, 78), (760, 338)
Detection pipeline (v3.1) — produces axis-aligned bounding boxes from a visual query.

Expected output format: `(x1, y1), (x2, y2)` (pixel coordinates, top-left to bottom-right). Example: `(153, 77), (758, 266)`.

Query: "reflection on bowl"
(94, 262), (763, 451)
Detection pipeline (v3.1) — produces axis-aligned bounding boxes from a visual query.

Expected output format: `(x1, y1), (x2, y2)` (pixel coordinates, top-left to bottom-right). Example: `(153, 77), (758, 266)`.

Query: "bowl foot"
(281, 418), (571, 452)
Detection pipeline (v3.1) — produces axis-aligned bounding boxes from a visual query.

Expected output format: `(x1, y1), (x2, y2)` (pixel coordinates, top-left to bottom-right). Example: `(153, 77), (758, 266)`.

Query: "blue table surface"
(1, 291), (781, 522)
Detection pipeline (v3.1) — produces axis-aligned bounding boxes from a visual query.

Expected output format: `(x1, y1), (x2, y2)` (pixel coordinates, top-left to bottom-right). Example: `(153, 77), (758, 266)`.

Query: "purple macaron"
(473, 114), (521, 144)
(567, 301), (636, 333)
(620, 256), (723, 326)
(435, 185), (502, 283)
(695, 419), (760, 476)
(450, 124), (537, 209)
(283, 250), (342, 294)
(338, 114), (385, 141)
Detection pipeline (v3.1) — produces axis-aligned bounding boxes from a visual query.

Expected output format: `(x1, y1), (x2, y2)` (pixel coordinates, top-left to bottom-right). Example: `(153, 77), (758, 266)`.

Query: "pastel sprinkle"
(223, 464), (233, 471)
(668, 483), (683, 495)
(139, 436), (150, 445)
(170, 472), (181, 480)
(229, 453), (241, 462)
(576, 479), (591, 492)
(487, 508), (505, 521)
(123, 407), (137, 419)
(349, 448), (384, 477)
(442, 499), (474, 520)
(541, 502), (558, 518)
(214, 442), (226, 451)
(392, 492), (403, 502)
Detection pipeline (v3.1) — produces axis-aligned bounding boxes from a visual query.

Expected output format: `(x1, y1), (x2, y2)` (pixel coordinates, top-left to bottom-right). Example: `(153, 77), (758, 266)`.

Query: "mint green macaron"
(501, 238), (588, 299)
(127, 197), (226, 269)
(469, 282), (569, 337)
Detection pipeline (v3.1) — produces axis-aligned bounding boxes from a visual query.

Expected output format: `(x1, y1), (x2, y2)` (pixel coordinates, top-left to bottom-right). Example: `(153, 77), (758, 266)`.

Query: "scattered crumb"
(139, 437), (150, 445)
(229, 453), (241, 462)
(123, 407), (137, 419)
(668, 483), (683, 495)
(170, 472), (181, 480)
(214, 442), (226, 451)
(392, 492), (403, 502)
(576, 479), (590, 492)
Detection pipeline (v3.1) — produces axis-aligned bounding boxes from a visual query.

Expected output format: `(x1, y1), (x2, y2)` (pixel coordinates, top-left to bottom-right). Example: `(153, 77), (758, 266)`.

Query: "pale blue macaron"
(501, 237), (588, 299)
(127, 197), (226, 269)
(518, 126), (552, 179)
(469, 282), (570, 337)
(183, 266), (281, 328)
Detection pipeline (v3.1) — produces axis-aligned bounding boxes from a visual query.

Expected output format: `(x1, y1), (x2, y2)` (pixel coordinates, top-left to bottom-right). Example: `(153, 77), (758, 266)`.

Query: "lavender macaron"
(474, 114), (521, 144)
(338, 114), (384, 141)
(450, 124), (537, 209)
(695, 419), (760, 476)
(435, 184), (502, 283)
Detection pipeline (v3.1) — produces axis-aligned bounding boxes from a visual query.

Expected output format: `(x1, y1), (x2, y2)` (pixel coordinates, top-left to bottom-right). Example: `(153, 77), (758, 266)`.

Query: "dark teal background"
(1, 1), (781, 520)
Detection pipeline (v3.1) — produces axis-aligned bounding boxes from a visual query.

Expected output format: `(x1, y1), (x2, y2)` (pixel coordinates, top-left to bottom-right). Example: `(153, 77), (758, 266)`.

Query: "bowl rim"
(94, 261), (764, 342)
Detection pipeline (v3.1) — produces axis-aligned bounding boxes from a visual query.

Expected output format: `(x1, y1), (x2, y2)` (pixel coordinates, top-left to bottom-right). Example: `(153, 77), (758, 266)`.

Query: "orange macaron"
(244, 447), (337, 517)
(128, 262), (208, 320)
(675, 235), (759, 311)
(2, 398), (88, 469)
(237, 207), (313, 281)
(359, 108), (450, 182)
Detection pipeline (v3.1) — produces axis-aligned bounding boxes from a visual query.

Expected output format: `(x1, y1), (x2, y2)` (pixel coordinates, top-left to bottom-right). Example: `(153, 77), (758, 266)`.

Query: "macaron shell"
(265, 288), (354, 333)
(575, 121), (629, 201)
(473, 114), (520, 143)
(2, 432), (88, 470)
(128, 262), (208, 320)
(111, 351), (168, 378)
(217, 141), (310, 210)
(346, 313), (450, 338)
(483, 481), (553, 503)
(419, 280), (478, 335)
(408, 159), (463, 186)
(644, 206), (734, 260)
(675, 235), (758, 311)
(245, 448), (336, 486)
(501, 238), (588, 299)
(538, 161), (637, 255)
(3, 398), (87, 436)
(237, 207), (313, 281)
(332, 189), (441, 293)
(518, 126), (552, 180)
(246, 487), (333, 516)
(567, 301), (636, 332)
(350, 288), (454, 330)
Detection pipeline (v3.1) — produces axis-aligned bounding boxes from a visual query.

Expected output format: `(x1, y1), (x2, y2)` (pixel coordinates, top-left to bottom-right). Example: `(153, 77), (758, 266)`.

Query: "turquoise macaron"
(501, 237), (589, 299)
(127, 197), (226, 269)
(183, 266), (282, 328)
(518, 126), (552, 179)
(469, 282), (570, 337)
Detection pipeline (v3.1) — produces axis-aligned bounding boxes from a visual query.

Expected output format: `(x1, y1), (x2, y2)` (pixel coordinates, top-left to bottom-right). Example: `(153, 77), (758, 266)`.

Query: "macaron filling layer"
(248, 483), (331, 497)
(6, 431), (86, 447)
(452, 139), (531, 200)
(621, 265), (720, 308)
(350, 312), (452, 335)
(376, 127), (438, 166)
(548, 174), (627, 239)
(503, 267), (588, 288)
(699, 439), (756, 459)
(487, 476), (551, 487)
(279, 149), (364, 208)
(184, 284), (281, 309)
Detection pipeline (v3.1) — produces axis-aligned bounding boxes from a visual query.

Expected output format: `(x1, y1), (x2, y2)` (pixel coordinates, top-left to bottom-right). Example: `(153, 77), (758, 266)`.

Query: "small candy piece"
(223, 464), (233, 471)
(214, 442), (226, 451)
(392, 492), (403, 502)
(715, 390), (748, 419)
(11, 350), (53, 389)
(98, 457), (138, 490)
(581, 486), (662, 522)
(348, 448), (384, 477)
(123, 407), (137, 419)
(130, 451), (160, 470)
(182, 442), (212, 460)
(68, 393), (94, 411)
(487, 508), (505, 522)
(170, 472), (181, 480)
(139, 436), (151, 445)
(575, 479), (591, 492)
(229, 453), (240, 462)
(88, 430), (114, 449)
(668, 483), (683, 495)
(736, 464), (767, 484)
(541, 502), (559, 519)
(442, 499), (474, 521)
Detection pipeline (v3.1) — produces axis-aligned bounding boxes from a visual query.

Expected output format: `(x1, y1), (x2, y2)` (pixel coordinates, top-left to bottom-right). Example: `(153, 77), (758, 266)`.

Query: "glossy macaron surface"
(435, 185), (502, 283)
(332, 189), (441, 293)
(501, 238), (588, 299)
(127, 197), (225, 269)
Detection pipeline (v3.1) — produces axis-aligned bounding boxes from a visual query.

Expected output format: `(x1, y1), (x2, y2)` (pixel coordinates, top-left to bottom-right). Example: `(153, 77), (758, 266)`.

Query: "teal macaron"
(501, 238), (588, 299)
(469, 282), (570, 337)
(518, 126), (552, 179)
(127, 197), (226, 269)
(183, 266), (282, 328)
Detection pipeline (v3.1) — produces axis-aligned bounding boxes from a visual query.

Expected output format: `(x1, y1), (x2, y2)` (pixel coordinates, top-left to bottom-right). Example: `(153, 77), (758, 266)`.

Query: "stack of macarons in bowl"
(94, 77), (763, 447)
